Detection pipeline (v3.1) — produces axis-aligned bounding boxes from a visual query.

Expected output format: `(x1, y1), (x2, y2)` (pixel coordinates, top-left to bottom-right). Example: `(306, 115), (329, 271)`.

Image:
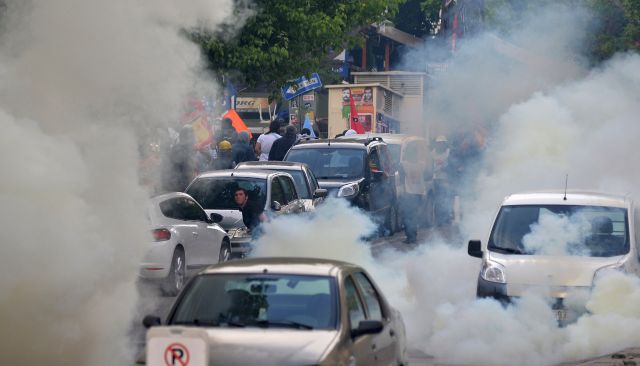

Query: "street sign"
(147, 328), (208, 366)
(281, 73), (322, 100)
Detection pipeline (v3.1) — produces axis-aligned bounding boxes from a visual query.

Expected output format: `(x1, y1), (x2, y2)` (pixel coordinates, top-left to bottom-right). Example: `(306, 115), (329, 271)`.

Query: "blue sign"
(281, 73), (322, 101)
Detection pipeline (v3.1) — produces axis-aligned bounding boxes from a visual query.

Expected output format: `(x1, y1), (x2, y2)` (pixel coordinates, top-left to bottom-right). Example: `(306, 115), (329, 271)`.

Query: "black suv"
(284, 137), (398, 234)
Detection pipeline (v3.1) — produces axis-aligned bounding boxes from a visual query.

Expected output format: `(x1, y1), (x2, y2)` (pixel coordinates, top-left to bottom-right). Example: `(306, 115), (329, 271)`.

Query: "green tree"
(587, 0), (640, 62)
(192, 0), (404, 89)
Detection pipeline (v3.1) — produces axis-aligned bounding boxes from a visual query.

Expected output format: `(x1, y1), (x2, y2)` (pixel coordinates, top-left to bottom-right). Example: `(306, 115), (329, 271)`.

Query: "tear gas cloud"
(522, 211), (591, 256)
(0, 0), (242, 365)
(254, 3), (640, 366)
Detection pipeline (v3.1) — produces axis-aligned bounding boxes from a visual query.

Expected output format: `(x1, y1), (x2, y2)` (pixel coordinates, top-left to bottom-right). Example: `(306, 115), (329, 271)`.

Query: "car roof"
(291, 138), (383, 150)
(193, 169), (276, 180)
(235, 161), (306, 171)
(149, 192), (194, 206)
(200, 257), (361, 276)
(337, 133), (425, 145)
(502, 190), (631, 208)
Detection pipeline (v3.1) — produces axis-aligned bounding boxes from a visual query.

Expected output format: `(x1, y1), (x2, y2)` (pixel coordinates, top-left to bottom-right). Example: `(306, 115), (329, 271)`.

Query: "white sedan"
(140, 192), (230, 296)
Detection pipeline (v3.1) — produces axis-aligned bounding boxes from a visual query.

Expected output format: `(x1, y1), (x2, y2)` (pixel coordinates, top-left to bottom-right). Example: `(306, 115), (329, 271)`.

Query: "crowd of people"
(154, 118), (319, 194)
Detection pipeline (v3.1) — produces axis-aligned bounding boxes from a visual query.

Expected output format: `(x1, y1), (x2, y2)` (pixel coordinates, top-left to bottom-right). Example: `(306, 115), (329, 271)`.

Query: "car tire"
(218, 239), (231, 263)
(162, 247), (185, 297)
(386, 205), (398, 236)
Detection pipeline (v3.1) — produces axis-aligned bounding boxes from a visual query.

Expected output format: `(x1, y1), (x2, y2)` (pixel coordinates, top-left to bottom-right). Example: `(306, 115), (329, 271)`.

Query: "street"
(132, 226), (448, 366)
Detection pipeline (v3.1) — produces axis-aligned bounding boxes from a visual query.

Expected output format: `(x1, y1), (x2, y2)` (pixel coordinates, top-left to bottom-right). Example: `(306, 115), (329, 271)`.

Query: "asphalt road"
(131, 226), (630, 366)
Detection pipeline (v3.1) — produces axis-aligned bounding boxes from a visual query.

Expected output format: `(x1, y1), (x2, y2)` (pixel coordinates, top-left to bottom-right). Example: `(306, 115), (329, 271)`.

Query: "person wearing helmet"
(213, 140), (234, 170)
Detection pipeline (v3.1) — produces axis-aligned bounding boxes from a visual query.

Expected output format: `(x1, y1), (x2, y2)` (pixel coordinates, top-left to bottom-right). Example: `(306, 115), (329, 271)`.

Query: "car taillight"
(152, 228), (171, 241)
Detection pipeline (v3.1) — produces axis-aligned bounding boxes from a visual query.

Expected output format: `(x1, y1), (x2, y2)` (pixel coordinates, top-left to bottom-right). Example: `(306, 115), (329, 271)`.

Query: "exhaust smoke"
(254, 3), (640, 366)
(0, 0), (243, 364)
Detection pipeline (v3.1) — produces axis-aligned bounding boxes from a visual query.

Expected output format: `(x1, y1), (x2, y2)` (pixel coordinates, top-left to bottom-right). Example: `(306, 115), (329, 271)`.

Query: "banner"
(281, 73), (322, 100)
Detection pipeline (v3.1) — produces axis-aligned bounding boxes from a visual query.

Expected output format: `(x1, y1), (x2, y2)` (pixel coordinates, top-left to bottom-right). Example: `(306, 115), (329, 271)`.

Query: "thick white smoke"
(0, 0), (241, 365)
(253, 4), (640, 366)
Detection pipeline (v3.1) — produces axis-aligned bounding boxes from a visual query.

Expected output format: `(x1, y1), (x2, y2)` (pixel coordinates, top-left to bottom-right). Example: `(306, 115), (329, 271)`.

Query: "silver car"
(140, 257), (408, 365)
(185, 170), (306, 257)
(140, 192), (230, 296)
(468, 190), (639, 323)
(234, 161), (328, 211)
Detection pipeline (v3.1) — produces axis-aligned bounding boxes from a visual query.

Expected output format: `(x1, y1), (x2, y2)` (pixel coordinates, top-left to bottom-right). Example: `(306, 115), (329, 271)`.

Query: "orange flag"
(222, 109), (253, 138)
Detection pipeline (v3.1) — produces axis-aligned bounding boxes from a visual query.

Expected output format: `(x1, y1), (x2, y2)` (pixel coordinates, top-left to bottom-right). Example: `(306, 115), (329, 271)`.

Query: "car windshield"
(186, 178), (267, 210)
(170, 274), (338, 330)
(287, 148), (365, 180)
(489, 205), (629, 257)
(238, 167), (310, 199)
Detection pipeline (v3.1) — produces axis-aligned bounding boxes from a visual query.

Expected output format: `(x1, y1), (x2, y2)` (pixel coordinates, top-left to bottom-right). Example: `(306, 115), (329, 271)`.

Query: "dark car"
(284, 137), (398, 234)
(235, 161), (328, 211)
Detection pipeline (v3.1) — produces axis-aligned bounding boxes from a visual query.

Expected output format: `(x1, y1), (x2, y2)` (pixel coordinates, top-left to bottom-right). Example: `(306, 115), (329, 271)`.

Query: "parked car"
(234, 161), (328, 211)
(140, 192), (230, 296)
(339, 133), (433, 227)
(185, 170), (306, 257)
(285, 137), (398, 234)
(140, 257), (408, 366)
(468, 190), (638, 324)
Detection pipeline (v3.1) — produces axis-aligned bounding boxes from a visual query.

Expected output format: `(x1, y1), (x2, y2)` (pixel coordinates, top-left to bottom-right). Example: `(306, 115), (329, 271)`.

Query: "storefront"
(325, 83), (404, 138)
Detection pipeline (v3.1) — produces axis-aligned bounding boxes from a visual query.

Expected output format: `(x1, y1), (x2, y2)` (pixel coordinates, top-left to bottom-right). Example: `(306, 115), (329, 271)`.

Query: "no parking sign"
(147, 327), (208, 366)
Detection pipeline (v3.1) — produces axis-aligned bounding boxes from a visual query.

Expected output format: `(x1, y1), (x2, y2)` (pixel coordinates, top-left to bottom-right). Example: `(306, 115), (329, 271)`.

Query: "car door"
(305, 167), (324, 207)
(344, 276), (376, 366)
(353, 272), (397, 366)
(159, 197), (198, 268)
(279, 175), (305, 213)
(181, 196), (222, 267)
(268, 176), (287, 217)
(367, 146), (388, 215)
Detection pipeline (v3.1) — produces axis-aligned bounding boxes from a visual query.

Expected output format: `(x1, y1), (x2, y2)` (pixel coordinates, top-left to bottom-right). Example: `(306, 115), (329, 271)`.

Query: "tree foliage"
(191, 0), (404, 89)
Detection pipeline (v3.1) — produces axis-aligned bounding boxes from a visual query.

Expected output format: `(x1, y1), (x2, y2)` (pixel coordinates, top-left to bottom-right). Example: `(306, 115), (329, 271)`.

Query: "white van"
(468, 191), (638, 322)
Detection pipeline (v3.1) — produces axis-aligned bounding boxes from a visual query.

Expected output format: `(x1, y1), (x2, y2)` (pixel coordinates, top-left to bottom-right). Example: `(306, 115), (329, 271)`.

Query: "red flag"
(349, 89), (365, 134)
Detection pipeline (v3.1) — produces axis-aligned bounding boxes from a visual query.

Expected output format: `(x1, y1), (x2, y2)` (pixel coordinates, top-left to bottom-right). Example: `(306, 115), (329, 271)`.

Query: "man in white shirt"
(255, 120), (281, 161)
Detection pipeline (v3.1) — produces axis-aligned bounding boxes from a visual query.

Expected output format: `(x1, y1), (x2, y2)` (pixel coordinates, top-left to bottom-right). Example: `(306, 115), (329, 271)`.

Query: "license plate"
(555, 309), (567, 321)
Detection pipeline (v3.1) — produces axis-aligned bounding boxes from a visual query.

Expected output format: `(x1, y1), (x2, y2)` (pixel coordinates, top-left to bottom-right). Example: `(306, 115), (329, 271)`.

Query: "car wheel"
(218, 239), (231, 263)
(163, 247), (185, 297)
(386, 205), (398, 236)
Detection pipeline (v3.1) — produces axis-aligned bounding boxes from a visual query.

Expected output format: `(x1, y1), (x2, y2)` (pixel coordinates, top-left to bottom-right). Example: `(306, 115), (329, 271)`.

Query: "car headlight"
(229, 227), (251, 239)
(592, 263), (624, 285)
(337, 183), (359, 198)
(481, 260), (506, 283)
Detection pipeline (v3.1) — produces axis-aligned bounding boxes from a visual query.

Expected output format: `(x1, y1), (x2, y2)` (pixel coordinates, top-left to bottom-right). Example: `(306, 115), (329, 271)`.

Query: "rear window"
(186, 177), (266, 210)
(286, 148), (365, 180)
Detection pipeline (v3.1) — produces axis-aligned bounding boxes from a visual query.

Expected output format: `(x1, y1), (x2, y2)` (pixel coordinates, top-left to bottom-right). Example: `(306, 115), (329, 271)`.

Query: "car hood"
(317, 178), (361, 189)
(204, 209), (243, 230)
(146, 327), (339, 365)
(489, 252), (624, 296)
(317, 178), (363, 197)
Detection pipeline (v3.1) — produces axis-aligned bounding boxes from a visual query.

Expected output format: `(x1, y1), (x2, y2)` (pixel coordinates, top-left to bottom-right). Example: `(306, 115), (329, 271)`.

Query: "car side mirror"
(313, 188), (328, 199)
(351, 320), (383, 338)
(142, 315), (161, 329)
(209, 213), (223, 223)
(468, 240), (483, 258)
(271, 201), (282, 211)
